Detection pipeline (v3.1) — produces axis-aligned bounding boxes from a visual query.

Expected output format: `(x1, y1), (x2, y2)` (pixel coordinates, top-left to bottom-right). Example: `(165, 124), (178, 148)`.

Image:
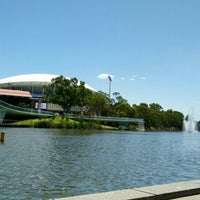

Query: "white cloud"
(97, 73), (146, 81)
(97, 73), (114, 80)
(130, 75), (136, 81)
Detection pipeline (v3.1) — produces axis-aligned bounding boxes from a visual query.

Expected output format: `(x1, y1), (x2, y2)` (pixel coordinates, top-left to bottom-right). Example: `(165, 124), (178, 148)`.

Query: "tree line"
(44, 76), (184, 131)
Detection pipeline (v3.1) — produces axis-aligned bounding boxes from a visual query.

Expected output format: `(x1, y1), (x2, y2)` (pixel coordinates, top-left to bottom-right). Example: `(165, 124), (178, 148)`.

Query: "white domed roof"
(0, 74), (95, 91)
(0, 74), (65, 84)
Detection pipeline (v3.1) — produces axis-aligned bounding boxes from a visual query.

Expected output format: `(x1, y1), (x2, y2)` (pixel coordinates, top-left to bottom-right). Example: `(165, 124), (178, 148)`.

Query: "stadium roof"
(0, 74), (95, 91)
(0, 74), (66, 84)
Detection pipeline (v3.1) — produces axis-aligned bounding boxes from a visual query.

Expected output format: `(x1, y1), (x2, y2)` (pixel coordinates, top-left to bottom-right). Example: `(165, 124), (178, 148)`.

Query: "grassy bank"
(10, 116), (118, 130)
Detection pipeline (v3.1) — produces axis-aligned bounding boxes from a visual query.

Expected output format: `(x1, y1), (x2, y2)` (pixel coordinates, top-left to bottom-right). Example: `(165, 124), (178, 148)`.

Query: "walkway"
(55, 180), (200, 200)
(0, 99), (54, 124)
(0, 99), (144, 128)
(65, 114), (145, 129)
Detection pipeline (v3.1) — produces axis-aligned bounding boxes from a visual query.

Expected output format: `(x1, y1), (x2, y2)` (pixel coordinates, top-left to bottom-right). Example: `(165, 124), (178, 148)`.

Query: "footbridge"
(66, 114), (145, 130)
(0, 100), (54, 124)
(0, 100), (145, 129)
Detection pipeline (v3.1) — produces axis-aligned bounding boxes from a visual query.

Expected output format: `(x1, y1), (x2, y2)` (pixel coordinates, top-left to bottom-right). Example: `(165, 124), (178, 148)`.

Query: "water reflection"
(0, 129), (200, 199)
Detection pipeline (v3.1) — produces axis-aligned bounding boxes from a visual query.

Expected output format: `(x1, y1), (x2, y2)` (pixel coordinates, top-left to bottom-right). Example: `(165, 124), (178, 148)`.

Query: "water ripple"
(1, 129), (200, 199)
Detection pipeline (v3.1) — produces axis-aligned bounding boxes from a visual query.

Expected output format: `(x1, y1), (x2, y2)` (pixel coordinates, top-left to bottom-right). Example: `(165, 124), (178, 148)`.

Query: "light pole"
(108, 75), (112, 98)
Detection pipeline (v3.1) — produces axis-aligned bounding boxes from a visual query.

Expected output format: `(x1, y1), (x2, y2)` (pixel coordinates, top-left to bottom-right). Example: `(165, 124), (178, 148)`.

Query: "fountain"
(183, 114), (198, 133)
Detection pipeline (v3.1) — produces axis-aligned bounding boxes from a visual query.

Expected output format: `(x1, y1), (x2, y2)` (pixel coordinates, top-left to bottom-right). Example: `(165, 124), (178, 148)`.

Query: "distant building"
(0, 74), (95, 112)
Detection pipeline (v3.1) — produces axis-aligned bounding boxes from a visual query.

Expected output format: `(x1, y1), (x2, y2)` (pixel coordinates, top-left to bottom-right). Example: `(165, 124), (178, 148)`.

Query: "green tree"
(132, 104), (139, 118)
(77, 81), (92, 115)
(136, 103), (151, 129)
(111, 92), (135, 117)
(44, 76), (89, 113)
(112, 92), (128, 104)
(162, 109), (184, 130)
(149, 103), (163, 129)
(88, 91), (111, 116)
(113, 102), (134, 117)
(149, 103), (163, 112)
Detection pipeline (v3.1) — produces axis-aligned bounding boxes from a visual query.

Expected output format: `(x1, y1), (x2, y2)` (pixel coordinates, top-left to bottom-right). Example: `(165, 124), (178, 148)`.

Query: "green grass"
(12, 117), (78, 128)
(11, 116), (117, 129)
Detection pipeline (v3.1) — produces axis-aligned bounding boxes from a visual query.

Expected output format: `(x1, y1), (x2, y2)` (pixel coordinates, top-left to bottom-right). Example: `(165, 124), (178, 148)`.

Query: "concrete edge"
(54, 180), (200, 200)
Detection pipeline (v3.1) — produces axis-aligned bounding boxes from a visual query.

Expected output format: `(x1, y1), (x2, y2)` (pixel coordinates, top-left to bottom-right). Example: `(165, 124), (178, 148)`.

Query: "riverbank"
(7, 116), (119, 130)
(5, 116), (183, 131)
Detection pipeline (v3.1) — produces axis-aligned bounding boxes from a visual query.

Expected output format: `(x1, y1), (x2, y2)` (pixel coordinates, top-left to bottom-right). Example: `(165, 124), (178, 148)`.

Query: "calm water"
(0, 128), (200, 199)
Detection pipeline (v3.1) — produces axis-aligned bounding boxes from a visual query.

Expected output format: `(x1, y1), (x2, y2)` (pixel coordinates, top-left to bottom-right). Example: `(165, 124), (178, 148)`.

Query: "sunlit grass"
(10, 116), (116, 129)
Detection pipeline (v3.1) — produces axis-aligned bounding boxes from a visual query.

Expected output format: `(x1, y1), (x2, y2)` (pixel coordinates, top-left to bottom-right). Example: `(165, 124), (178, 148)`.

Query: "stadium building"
(0, 74), (94, 112)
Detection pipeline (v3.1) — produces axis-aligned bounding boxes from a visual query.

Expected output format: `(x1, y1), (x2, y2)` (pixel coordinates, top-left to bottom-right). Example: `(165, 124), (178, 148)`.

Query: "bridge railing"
(65, 114), (144, 124)
(0, 100), (54, 116)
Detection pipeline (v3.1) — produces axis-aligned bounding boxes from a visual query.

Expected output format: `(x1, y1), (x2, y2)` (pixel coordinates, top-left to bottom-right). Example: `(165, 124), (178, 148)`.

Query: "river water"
(0, 128), (200, 199)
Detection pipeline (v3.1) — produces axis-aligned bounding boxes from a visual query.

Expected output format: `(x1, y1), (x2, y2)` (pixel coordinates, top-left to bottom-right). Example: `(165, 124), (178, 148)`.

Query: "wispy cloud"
(130, 75), (136, 81)
(129, 75), (147, 81)
(97, 73), (114, 80)
(97, 73), (146, 81)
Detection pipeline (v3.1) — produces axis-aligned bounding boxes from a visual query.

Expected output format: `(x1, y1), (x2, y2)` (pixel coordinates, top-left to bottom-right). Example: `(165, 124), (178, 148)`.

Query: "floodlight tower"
(108, 75), (112, 98)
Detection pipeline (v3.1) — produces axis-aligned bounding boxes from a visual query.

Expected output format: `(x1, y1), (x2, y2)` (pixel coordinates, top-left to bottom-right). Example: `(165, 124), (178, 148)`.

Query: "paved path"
(55, 180), (200, 200)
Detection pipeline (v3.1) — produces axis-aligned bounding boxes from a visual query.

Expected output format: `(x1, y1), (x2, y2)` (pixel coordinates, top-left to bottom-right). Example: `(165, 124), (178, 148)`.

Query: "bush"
(35, 120), (50, 128)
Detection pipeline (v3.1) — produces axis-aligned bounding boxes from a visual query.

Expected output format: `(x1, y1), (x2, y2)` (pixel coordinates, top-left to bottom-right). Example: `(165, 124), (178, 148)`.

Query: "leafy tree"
(132, 104), (139, 118)
(136, 103), (151, 128)
(173, 111), (184, 130)
(77, 81), (92, 114)
(111, 92), (131, 117)
(149, 103), (163, 112)
(149, 103), (163, 129)
(112, 92), (128, 104)
(162, 109), (184, 130)
(113, 102), (134, 117)
(43, 75), (184, 130)
(88, 91), (111, 116)
(44, 76), (89, 113)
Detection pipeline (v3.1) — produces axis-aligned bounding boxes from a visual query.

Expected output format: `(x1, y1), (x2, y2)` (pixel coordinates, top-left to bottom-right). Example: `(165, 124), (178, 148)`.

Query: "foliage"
(134, 103), (184, 130)
(12, 117), (102, 129)
(43, 75), (184, 131)
(18, 102), (30, 108)
(44, 76), (91, 113)
(87, 91), (111, 116)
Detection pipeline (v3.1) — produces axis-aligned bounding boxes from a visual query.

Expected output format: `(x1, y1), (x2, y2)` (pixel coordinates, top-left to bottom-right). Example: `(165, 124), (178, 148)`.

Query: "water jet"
(183, 114), (198, 133)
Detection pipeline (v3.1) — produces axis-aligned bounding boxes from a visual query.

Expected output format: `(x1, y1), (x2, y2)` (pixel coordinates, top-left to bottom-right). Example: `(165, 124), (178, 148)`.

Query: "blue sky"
(0, 0), (200, 119)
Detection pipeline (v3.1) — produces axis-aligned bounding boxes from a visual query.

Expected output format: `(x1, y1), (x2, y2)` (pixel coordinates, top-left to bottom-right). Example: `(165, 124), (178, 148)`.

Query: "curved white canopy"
(0, 74), (95, 91)
(0, 74), (65, 84)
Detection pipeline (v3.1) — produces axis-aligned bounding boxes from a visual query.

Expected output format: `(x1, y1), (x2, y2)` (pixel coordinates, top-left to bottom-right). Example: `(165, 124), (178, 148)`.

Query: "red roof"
(0, 89), (32, 97)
